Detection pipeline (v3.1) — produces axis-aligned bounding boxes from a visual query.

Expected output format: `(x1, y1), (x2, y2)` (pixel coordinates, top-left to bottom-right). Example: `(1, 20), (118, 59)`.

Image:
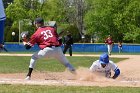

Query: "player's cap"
(99, 53), (109, 64)
(35, 17), (44, 24)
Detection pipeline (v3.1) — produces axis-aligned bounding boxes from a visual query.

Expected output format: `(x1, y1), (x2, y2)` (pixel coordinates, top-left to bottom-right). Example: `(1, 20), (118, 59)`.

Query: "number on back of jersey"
(41, 30), (53, 40)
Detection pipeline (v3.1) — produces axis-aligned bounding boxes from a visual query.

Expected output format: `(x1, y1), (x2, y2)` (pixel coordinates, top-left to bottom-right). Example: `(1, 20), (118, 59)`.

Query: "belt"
(47, 45), (60, 48)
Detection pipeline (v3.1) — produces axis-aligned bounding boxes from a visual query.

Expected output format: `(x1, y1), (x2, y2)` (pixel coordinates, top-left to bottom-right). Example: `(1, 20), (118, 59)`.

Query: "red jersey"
(29, 26), (61, 49)
(105, 38), (113, 45)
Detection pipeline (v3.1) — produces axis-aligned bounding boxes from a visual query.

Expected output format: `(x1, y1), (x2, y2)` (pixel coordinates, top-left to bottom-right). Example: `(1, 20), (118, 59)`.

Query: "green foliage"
(43, 0), (66, 22)
(6, 0), (42, 21)
(5, 0), (79, 42)
(5, 0), (140, 43)
(63, 24), (81, 42)
(84, 0), (140, 43)
(5, 27), (19, 42)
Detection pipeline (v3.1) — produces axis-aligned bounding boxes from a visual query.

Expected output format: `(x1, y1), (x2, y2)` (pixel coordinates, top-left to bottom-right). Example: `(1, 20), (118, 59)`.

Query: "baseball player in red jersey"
(21, 17), (76, 80)
(105, 35), (114, 56)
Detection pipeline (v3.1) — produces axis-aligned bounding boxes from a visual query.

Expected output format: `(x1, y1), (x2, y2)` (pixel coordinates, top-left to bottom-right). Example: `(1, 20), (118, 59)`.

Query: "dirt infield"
(0, 54), (140, 87)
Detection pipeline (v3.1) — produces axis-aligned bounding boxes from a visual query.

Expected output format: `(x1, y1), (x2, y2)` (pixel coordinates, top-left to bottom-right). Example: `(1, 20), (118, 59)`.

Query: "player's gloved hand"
(112, 76), (116, 79)
(20, 31), (30, 45)
(111, 69), (120, 79)
(21, 31), (29, 38)
(112, 74), (119, 79)
(20, 31), (29, 41)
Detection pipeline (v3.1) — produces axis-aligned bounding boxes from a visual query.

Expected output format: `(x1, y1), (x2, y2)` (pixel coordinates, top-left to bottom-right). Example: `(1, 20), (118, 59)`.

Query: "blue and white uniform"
(90, 60), (118, 74)
(0, 0), (6, 44)
(90, 53), (120, 79)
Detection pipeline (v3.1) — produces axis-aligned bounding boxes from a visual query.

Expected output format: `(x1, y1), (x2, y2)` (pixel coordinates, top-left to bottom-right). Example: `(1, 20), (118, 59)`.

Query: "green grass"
(0, 56), (127, 73)
(0, 84), (140, 93)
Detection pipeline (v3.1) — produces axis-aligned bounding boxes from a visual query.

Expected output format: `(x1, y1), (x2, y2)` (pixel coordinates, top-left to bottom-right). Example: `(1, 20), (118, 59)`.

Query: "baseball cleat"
(69, 69), (77, 75)
(25, 76), (31, 80)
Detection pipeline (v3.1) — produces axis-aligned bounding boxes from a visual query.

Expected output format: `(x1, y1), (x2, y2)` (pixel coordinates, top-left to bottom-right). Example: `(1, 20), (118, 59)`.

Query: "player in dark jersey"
(118, 41), (122, 53)
(22, 17), (76, 80)
(63, 31), (73, 56)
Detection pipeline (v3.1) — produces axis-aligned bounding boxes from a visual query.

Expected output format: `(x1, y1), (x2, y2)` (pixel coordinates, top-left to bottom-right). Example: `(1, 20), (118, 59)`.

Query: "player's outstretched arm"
(112, 69), (120, 79)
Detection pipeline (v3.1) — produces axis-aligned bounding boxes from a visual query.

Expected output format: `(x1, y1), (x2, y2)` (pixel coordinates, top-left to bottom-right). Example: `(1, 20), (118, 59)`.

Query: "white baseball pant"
(29, 46), (75, 71)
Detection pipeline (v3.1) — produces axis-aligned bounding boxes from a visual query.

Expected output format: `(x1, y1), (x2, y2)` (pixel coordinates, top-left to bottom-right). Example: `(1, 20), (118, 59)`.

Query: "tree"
(5, 0), (46, 42)
(5, 0), (87, 42)
(84, 0), (140, 43)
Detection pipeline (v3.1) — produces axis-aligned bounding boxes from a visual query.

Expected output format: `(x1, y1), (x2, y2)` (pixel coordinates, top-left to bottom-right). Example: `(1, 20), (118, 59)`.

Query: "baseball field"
(0, 53), (140, 93)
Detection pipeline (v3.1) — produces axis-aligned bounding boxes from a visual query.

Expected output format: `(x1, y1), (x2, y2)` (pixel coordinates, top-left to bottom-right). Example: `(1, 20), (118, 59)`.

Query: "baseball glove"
(20, 31), (29, 42)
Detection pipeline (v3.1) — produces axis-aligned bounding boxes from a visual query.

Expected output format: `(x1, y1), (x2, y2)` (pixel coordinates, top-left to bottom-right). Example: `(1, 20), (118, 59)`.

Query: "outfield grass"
(0, 56), (127, 73)
(0, 84), (140, 93)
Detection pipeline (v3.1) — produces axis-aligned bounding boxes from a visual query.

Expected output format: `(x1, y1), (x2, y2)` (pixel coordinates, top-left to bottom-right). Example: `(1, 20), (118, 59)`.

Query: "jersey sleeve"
(28, 33), (38, 46)
(89, 60), (99, 72)
(109, 61), (118, 71)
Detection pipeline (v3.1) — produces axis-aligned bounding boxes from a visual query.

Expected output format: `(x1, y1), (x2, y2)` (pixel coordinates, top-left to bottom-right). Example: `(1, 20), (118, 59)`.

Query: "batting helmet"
(99, 53), (109, 64)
